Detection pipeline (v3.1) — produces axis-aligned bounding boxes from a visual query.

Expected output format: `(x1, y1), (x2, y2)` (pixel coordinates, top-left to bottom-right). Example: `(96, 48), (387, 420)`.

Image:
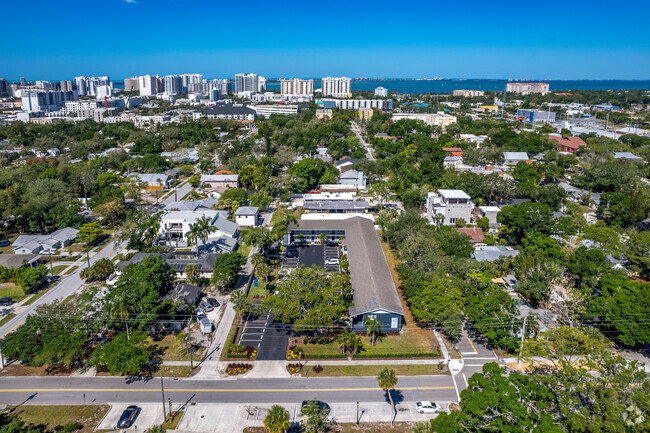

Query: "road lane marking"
(451, 375), (461, 402)
(462, 373), (468, 387)
(0, 386), (456, 393)
(466, 337), (477, 353)
(2, 320), (24, 337)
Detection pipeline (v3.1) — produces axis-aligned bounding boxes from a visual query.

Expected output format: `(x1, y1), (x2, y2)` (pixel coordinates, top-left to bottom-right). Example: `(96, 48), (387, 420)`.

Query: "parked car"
(194, 308), (206, 318)
(117, 405), (140, 428)
(325, 257), (339, 265)
(0, 297), (13, 306)
(199, 302), (214, 312)
(415, 401), (440, 414)
(285, 249), (299, 258)
(301, 400), (331, 415)
(206, 298), (220, 308)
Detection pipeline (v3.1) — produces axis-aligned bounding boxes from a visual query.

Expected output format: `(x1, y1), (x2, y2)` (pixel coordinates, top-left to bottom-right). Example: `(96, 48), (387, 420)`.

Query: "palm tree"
(364, 317), (382, 346)
(230, 290), (250, 319)
(297, 233), (306, 244)
(256, 263), (271, 290)
(434, 213), (445, 229)
(250, 252), (265, 267)
(110, 293), (133, 340)
(377, 367), (398, 426)
(186, 215), (217, 251)
(263, 405), (290, 433)
(317, 232), (328, 244)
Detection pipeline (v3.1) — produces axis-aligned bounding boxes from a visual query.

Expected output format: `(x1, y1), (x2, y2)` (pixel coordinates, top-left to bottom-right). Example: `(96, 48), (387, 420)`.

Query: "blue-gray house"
(285, 217), (404, 333)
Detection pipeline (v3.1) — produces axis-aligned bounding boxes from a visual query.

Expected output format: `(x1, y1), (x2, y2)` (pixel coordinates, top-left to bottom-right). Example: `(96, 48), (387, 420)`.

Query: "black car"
(285, 249), (299, 258)
(206, 298), (220, 308)
(117, 405), (140, 428)
(301, 400), (331, 415)
(0, 297), (13, 306)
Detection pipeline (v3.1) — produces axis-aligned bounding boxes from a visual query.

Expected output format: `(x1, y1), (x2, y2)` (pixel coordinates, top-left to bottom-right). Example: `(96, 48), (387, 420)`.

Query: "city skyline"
(2, 0), (649, 80)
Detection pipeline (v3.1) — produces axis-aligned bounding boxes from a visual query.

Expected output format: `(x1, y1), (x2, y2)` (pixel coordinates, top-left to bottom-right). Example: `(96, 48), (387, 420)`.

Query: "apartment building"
(280, 78), (314, 95)
(123, 77), (139, 92)
(392, 112), (456, 127)
(138, 75), (159, 96)
(319, 99), (392, 111)
(21, 90), (77, 112)
(506, 82), (550, 95)
(235, 73), (259, 94)
(374, 87), (388, 97)
(453, 89), (485, 97)
(321, 76), (351, 98)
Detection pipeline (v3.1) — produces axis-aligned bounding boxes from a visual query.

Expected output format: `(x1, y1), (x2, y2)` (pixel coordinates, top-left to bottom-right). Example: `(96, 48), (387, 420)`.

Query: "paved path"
(351, 121), (375, 162)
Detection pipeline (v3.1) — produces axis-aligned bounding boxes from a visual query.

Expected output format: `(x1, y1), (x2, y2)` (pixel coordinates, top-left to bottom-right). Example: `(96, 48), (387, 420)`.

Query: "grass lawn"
(158, 365), (196, 377)
(296, 331), (439, 358)
(270, 207), (302, 226)
(50, 265), (68, 275)
(0, 283), (26, 302)
(163, 410), (184, 429)
(295, 364), (448, 377)
(237, 241), (252, 259)
(11, 405), (109, 433)
(149, 334), (205, 362)
(64, 265), (79, 275)
(248, 282), (267, 299)
(0, 313), (16, 327)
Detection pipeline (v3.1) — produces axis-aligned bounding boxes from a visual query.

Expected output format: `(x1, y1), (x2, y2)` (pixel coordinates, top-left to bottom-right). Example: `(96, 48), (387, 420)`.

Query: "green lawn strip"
(0, 283), (26, 302)
(296, 364), (448, 377)
(22, 288), (51, 306)
(158, 365), (195, 377)
(237, 241), (252, 259)
(248, 282), (266, 300)
(163, 410), (184, 429)
(50, 265), (68, 275)
(64, 265), (79, 275)
(246, 423), (419, 433)
(0, 313), (16, 327)
(11, 405), (110, 433)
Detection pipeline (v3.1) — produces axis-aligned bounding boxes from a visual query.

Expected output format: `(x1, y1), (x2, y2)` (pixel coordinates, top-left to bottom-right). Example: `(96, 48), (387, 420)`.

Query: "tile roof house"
(547, 135), (587, 153)
(12, 227), (79, 254)
(284, 217), (404, 333)
(457, 227), (485, 243)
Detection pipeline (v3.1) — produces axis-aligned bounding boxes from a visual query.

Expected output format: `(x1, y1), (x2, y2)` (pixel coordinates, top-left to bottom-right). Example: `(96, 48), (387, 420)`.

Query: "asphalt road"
(0, 375), (458, 406)
(0, 180), (195, 338)
(351, 122), (375, 162)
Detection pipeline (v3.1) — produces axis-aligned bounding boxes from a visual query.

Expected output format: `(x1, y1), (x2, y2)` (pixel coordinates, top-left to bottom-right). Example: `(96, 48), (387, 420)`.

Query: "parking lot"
(238, 310), (291, 361)
(97, 403), (166, 431)
(282, 244), (340, 272)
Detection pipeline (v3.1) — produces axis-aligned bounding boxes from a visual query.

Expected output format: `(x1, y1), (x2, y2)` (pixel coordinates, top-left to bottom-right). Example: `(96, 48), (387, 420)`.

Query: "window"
(449, 218), (456, 224)
(391, 317), (399, 328)
(367, 314), (377, 321)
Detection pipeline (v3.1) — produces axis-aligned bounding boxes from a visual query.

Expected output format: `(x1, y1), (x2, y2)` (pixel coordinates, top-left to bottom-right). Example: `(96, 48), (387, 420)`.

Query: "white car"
(416, 401), (441, 414)
(325, 257), (339, 265)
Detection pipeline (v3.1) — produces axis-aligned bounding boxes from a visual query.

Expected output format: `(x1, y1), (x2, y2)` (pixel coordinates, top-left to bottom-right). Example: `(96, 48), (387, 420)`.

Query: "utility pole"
(160, 371), (167, 421)
(0, 339), (4, 369)
(517, 316), (527, 367)
(188, 317), (194, 370)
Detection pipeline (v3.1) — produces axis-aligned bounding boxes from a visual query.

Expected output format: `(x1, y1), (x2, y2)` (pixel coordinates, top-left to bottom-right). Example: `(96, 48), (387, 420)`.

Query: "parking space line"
(462, 373), (468, 387)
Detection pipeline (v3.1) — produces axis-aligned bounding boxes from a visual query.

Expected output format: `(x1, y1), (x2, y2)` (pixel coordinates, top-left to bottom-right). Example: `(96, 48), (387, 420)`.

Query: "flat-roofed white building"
(426, 189), (473, 226)
(392, 112), (456, 128)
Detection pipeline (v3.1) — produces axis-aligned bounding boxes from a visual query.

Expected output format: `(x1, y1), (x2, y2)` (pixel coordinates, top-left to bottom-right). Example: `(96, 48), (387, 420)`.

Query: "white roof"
(503, 152), (529, 160)
(138, 173), (170, 182)
(437, 189), (471, 200)
(613, 152), (642, 160)
(201, 174), (239, 182)
(479, 206), (501, 212)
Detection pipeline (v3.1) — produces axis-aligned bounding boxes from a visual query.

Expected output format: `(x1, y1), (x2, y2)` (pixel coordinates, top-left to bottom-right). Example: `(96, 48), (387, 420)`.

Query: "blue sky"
(2, 0), (649, 80)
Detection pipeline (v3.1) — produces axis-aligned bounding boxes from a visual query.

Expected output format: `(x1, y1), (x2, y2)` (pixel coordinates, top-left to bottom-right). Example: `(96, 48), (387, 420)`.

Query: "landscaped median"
(287, 363), (449, 377)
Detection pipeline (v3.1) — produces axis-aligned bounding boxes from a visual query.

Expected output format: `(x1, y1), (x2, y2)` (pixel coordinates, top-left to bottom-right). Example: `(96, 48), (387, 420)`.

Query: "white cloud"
(124, 0), (137, 3)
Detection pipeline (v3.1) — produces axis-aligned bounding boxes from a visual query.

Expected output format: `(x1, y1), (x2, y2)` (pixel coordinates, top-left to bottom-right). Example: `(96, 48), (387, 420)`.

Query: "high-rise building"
(20, 77), (26, 86)
(280, 78), (314, 95)
(95, 85), (113, 100)
(506, 82), (549, 95)
(124, 77), (139, 92)
(0, 79), (11, 98)
(74, 76), (111, 96)
(35, 81), (55, 90)
(210, 89), (221, 101)
(322, 77), (351, 98)
(59, 81), (74, 92)
(21, 90), (77, 112)
(163, 75), (183, 93)
(235, 73), (259, 94)
(374, 87), (388, 97)
(181, 74), (203, 92)
(138, 75), (158, 96)
(258, 76), (267, 92)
